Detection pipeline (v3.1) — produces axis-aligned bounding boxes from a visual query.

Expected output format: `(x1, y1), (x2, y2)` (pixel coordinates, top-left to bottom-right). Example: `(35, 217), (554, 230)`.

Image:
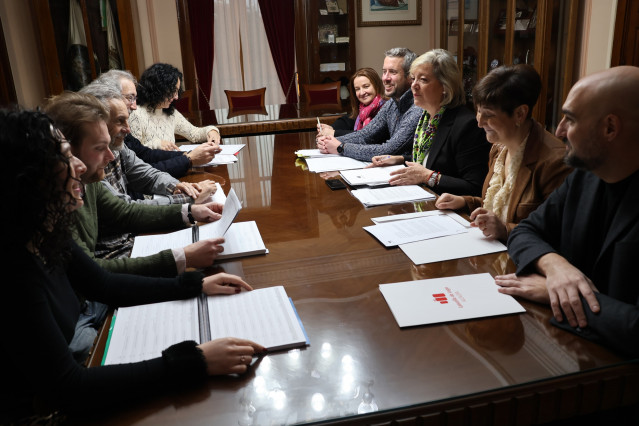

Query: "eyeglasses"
(123, 94), (137, 103)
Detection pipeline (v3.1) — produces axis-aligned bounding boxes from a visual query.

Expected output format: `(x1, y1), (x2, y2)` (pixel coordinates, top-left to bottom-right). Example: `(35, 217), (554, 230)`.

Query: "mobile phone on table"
(325, 179), (347, 190)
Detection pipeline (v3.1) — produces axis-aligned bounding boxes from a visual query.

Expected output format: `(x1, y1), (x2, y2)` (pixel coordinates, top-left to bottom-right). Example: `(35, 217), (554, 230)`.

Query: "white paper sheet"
(379, 273), (525, 328)
(295, 149), (340, 158)
(207, 286), (308, 351)
(350, 185), (435, 206)
(217, 221), (268, 260)
(305, 157), (370, 173)
(131, 189), (241, 257)
(400, 227), (507, 264)
(364, 214), (468, 247)
(103, 299), (200, 365)
(340, 165), (405, 186)
(180, 144), (245, 155)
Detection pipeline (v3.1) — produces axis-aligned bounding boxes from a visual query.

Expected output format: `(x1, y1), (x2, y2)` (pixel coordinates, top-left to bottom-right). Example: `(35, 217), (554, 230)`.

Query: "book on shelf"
(102, 286), (309, 365)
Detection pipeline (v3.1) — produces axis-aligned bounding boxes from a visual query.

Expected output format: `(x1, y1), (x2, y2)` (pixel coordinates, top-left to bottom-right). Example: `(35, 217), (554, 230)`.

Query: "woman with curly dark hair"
(129, 62), (221, 151)
(0, 109), (263, 423)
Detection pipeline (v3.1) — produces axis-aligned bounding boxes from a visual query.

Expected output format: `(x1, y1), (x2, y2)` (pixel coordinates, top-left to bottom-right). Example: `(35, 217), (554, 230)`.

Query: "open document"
(340, 165), (405, 186)
(131, 188), (241, 257)
(379, 273), (525, 328)
(364, 212), (468, 247)
(350, 185), (435, 207)
(304, 156), (370, 173)
(103, 286), (309, 365)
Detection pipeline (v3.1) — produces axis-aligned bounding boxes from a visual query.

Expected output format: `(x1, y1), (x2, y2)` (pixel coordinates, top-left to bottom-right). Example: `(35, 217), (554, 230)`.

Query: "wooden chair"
(302, 81), (341, 110)
(224, 87), (267, 118)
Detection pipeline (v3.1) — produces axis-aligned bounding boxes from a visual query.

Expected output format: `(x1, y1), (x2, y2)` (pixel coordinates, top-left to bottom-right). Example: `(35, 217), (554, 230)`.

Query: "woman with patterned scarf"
(369, 49), (490, 196)
(435, 64), (572, 242)
(317, 68), (387, 137)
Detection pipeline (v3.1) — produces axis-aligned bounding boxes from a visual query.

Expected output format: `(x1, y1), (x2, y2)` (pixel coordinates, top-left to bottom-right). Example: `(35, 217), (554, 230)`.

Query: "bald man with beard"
(494, 66), (639, 358)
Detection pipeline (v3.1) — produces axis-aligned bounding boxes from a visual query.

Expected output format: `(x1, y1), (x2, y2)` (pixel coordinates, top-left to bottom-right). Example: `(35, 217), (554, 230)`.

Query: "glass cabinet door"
(486, 0), (508, 73)
(512, 0), (538, 67)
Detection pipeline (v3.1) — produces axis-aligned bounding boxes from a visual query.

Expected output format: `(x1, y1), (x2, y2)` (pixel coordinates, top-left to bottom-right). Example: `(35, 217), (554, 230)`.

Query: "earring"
(515, 122), (520, 127)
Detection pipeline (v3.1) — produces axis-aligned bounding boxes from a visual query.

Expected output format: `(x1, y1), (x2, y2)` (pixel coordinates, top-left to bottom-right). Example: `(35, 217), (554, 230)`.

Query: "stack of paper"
(340, 165), (405, 186)
(364, 212), (468, 247)
(368, 211), (507, 264)
(350, 185), (435, 207)
(295, 149), (340, 158)
(379, 273), (525, 327)
(217, 221), (268, 260)
(304, 156), (370, 173)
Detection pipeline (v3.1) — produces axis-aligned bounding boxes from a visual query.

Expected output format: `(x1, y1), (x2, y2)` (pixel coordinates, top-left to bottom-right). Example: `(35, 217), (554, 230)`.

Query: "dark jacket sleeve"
(124, 134), (190, 179)
(332, 115), (355, 137)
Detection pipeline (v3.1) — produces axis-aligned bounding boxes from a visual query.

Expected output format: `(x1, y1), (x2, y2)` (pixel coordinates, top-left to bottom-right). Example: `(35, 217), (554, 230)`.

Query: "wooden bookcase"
(440, 0), (579, 131)
(295, 0), (356, 106)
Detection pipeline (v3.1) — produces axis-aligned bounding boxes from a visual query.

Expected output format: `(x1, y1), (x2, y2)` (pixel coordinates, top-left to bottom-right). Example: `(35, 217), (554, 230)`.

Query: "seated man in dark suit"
(94, 69), (219, 178)
(495, 66), (639, 357)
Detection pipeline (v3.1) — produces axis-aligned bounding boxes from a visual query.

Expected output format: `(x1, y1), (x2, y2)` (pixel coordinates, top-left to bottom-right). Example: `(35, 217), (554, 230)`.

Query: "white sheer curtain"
(210, 0), (285, 110)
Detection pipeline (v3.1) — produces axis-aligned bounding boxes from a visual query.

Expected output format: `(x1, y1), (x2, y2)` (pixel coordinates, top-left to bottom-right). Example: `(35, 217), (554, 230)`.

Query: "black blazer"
(405, 105), (489, 196)
(124, 134), (190, 179)
(508, 169), (639, 357)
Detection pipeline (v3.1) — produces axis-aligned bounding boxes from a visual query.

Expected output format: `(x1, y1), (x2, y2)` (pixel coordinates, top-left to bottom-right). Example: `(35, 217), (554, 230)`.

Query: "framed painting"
(357, 0), (422, 27)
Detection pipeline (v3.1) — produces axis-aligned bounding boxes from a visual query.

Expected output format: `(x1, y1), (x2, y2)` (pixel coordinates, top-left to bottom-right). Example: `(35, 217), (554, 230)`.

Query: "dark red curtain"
(187, 0), (214, 113)
(257, 0), (296, 103)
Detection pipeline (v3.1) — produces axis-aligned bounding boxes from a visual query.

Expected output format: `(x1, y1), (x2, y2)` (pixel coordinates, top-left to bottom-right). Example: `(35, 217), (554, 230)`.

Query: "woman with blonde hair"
(370, 49), (490, 196)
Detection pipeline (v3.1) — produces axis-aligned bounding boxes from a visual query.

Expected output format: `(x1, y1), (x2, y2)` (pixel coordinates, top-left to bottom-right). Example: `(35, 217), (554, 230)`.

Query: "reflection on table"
(83, 131), (639, 426)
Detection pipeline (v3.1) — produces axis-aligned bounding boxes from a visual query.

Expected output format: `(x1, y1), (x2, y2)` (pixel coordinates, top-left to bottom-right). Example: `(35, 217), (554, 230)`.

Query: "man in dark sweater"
(495, 66), (639, 358)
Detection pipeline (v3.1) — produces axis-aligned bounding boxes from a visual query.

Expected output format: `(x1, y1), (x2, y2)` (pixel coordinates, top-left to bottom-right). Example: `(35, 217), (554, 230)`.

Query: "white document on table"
(103, 298), (200, 365)
(103, 286), (309, 365)
(351, 185), (435, 206)
(340, 165), (405, 186)
(305, 156), (370, 173)
(364, 213), (468, 247)
(131, 188), (241, 257)
(217, 221), (268, 260)
(207, 286), (308, 351)
(399, 227), (507, 265)
(379, 273), (525, 328)
(371, 210), (471, 227)
(180, 144), (245, 155)
(295, 149), (340, 158)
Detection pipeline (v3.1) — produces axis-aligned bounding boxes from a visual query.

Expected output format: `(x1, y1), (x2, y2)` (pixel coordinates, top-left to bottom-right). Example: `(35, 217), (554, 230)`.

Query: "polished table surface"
(85, 131), (639, 425)
(206, 103), (346, 136)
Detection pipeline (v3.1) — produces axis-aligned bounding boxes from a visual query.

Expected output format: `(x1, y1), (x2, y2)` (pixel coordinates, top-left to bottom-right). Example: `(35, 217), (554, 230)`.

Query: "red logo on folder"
(433, 293), (448, 304)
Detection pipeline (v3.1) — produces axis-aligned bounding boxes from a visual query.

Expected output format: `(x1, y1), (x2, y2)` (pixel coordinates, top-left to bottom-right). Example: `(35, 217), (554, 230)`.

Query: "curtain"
(257, 0), (296, 103)
(211, 0), (285, 109)
(187, 0), (215, 113)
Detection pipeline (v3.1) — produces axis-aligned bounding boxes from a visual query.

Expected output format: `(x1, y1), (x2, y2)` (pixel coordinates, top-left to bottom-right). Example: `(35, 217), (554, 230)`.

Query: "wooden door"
(611, 0), (639, 66)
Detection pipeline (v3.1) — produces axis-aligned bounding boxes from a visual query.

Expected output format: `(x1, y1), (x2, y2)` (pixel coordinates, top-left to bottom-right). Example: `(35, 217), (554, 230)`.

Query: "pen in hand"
(317, 117), (323, 137)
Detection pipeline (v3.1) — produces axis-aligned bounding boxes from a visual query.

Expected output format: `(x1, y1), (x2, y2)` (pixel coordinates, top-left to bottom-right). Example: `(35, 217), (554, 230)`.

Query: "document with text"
(217, 221), (268, 260)
(364, 213), (468, 247)
(379, 273), (525, 328)
(350, 185), (435, 206)
(103, 286), (309, 365)
(399, 227), (506, 265)
(340, 165), (405, 186)
(295, 149), (340, 158)
(131, 188), (241, 258)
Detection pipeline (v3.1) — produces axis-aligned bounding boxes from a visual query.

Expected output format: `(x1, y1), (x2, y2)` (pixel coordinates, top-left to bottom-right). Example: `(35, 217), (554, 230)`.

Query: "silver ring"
(240, 355), (246, 363)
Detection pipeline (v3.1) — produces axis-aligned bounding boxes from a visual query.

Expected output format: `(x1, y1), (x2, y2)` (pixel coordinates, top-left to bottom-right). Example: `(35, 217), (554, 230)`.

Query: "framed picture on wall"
(357, 0), (422, 27)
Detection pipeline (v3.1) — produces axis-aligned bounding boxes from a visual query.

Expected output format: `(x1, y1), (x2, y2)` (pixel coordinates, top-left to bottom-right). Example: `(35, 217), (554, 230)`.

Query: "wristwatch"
(337, 143), (345, 154)
(427, 171), (440, 187)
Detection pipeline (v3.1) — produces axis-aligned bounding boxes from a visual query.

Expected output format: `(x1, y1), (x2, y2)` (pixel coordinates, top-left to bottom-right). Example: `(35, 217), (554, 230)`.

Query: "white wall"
(579, 0), (617, 77)
(354, 1), (439, 71)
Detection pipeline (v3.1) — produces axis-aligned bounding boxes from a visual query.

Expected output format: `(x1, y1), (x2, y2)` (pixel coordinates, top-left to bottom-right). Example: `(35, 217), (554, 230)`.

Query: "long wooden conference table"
(85, 131), (639, 425)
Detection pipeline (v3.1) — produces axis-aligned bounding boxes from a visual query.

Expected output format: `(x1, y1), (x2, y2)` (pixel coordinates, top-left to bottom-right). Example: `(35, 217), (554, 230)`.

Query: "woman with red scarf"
(317, 68), (387, 137)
